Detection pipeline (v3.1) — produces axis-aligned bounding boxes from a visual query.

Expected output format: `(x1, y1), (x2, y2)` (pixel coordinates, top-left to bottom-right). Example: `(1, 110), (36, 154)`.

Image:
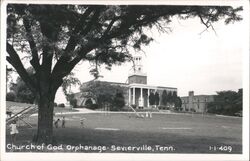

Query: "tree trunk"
(33, 80), (58, 145)
(34, 94), (55, 144)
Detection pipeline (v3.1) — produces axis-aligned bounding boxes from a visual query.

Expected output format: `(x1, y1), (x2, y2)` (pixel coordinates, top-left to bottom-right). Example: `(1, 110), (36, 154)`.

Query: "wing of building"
(181, 91), (215, 113)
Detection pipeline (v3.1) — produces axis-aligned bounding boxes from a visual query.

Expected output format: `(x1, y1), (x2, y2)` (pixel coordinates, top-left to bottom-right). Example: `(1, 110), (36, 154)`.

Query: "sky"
(53, 14), (244, 103)
(4, 6), (244, 104)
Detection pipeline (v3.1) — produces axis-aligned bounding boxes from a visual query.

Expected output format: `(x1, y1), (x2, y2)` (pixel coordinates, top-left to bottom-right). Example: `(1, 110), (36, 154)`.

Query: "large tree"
(149, 92), (155, 106)
(207, 89), (242, 116)
(154, 92), (160, 107)
(161, 90), (168, 106)
(6, 4), (242, 144)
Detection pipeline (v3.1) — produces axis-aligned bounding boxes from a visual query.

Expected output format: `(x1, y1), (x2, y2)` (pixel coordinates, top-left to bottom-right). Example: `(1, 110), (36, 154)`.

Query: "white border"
(1, 0), (249, 161)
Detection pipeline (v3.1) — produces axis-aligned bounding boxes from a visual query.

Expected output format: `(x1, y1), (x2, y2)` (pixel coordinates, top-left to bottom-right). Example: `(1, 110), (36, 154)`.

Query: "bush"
(54, 103), (57, 107)
(6, 92), (16, 101)
(131, 104), (137, 109)
(174, 106), (182, 111)
(190, 108), (196, 112)
(57, 103), (65, 108)
(158, 105), (169, 110)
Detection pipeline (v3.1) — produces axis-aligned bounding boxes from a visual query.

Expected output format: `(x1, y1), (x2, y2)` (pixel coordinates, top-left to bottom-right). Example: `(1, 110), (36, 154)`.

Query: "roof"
(80, 80), (177, 91)
(181, 95), (215, 99)
(81, 80), (127, 86)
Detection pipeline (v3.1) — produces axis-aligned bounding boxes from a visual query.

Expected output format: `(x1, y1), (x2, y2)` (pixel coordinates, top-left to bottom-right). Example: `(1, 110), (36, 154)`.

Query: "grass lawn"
(6, 101), (78, 113)
(6, 112), (242, 153)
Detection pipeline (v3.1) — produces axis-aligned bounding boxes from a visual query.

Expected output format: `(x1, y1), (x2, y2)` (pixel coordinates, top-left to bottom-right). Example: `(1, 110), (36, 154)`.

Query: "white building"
(75, 55), (177, 109)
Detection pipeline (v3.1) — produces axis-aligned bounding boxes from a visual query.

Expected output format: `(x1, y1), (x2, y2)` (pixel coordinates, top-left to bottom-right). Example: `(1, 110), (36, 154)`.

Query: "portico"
(128, 85), (152, 108)
(128, 83), (177, 108)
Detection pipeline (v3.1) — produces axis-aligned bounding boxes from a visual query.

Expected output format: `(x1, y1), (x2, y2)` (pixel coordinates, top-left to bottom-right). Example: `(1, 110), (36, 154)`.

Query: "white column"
(133, 87), (135, 105)
(147, 88), (150, 108)
(140, 88), (143, 107)
(128, 87), (131, 105)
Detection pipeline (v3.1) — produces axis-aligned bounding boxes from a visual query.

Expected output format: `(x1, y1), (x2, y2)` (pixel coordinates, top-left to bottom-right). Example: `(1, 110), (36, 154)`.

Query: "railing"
(6, 106), (38, 127)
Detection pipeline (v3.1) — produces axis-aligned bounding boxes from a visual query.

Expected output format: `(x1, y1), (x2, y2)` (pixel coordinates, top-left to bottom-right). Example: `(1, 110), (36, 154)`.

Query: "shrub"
(158, 105), (168, 110)
(130, 104), (137, 109)
(190, 108), (196, 112)
(6, 92), (16, 101)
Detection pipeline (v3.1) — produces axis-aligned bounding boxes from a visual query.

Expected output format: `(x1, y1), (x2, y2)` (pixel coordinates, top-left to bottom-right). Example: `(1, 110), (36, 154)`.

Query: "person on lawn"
(54, 118), (60, 128)
(9, 120), (19, 144)
(62, 116), (66, 128)
(80, 117), (86, 128)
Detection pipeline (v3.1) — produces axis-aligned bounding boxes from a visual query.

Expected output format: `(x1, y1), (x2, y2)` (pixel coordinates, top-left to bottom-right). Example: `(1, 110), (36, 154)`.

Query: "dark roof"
(82, 80), (127, 85)
(181, 95), (215, 98)
(81, 80), (177, 90)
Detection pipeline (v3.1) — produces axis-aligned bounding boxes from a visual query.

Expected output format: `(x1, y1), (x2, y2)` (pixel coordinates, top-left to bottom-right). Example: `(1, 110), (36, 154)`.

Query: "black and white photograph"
(0, 0), (249, 161)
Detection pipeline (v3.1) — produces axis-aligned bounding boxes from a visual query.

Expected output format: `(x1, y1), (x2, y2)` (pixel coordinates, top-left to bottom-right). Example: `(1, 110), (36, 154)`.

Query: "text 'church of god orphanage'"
(74, 55), (214, 112)
(74, 55), (177, 109)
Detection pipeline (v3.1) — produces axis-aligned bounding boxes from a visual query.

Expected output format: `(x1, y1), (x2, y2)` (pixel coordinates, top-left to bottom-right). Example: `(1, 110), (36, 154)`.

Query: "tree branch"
(198, 14), (210, 28)
(22, 17), (41, 72)
(52, 41), (97, 81)
(79, 7), (102, 36)
(64, 6), (95, 53)
(51, 7), (103, 84)
(6, 42), (36, 92)
(103, 17), (120, 37)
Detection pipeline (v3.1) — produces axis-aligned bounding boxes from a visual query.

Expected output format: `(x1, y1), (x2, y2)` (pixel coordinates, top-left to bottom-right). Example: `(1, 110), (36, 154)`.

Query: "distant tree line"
(207, 89), (242, 116)
(149, 90), (182, 110)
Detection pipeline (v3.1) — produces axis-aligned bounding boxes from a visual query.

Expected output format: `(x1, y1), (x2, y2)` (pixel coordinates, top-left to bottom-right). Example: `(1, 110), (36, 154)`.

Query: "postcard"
(1, 0), (249, 161)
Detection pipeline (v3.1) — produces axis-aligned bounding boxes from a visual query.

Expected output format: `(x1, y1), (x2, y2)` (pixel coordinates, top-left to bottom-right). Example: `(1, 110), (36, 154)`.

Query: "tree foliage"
(149, 92), (155, 105)
(6, 4), (243, 94)
(155, 92), (160, 106)
(6, 66), (14, 83)
(80, 81), (125, 110)
(61, 72), (80, 101)
(161, 90), (168, 106)
(166, 92), (173, 104)
(10, 78), (36, 103)
(207, 89), (242, 116)
(6, 92), (16, 101)
(160, 90), (182, 109)
(112, 92), (125, 111)
(9, 67), (36, 104)
(6, 4), (243, 143)
(174, 97), (182, 110)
